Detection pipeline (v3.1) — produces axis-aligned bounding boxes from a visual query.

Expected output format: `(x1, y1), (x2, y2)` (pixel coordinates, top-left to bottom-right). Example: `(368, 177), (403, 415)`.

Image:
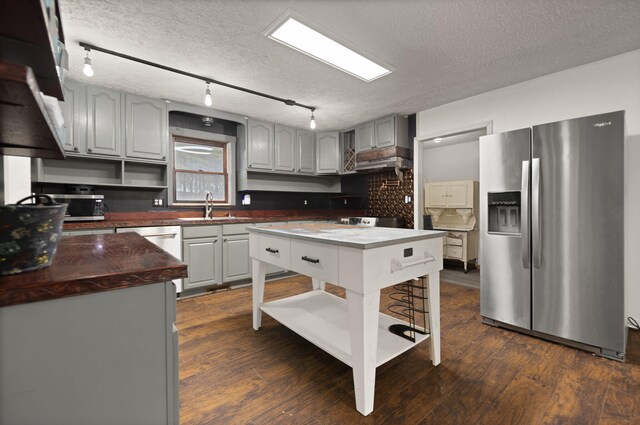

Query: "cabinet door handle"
(223, 239), (227, 242)
(301, 256), (320, 264)
(265, 247), (279, 254)
(73, 146), (79, 151)
(88, 147), (93, 152)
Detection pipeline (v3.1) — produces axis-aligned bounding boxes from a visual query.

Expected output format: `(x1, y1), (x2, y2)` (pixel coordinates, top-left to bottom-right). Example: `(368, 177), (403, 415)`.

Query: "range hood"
(355, 156), (412, 172)
(355, 146), (412, 174)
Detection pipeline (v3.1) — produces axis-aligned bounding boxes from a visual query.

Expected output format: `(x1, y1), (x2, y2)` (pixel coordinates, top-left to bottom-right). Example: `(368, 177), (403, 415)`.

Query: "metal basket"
(0, 195), (67, 276)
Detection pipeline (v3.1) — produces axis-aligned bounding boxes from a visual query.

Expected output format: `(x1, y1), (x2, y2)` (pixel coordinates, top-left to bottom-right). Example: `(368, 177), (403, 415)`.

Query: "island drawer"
(259, 235), (291, 269)
(350, 238), (443, 290)
(290, 239), (338, 283)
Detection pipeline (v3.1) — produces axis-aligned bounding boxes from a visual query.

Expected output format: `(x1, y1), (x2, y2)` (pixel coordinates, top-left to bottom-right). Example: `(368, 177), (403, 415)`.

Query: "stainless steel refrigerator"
(479, 111), (625, 360)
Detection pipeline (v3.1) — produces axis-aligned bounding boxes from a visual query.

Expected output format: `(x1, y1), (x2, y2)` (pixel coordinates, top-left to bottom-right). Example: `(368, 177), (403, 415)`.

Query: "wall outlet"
(153, 198), (164, 207)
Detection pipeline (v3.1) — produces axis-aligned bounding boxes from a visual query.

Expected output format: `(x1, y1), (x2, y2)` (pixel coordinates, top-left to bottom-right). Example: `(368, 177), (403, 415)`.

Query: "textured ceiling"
(60, 0), (640, 131)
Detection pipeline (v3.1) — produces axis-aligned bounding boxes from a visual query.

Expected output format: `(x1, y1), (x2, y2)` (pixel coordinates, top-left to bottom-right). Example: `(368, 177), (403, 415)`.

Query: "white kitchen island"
(248, 223), (446, 416)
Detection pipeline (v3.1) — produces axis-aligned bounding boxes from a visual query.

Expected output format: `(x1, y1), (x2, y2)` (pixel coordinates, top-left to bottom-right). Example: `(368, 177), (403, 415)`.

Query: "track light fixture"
(310, 109), (316, 129)
(204, 82), (213, 107)
(82, 48), (94, 77)
(78, 42), (317, 126)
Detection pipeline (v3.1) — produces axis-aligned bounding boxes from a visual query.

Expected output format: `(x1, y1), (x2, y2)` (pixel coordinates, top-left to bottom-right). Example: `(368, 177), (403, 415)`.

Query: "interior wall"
(416, 49), (640, 324)
(2, 156), (31, 204)
(422, 140), (479, 183)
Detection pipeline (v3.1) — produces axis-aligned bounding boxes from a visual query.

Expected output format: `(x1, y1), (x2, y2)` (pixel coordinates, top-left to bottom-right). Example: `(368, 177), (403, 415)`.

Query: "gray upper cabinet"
(316, 131), (340, 174)
(87, 86), (122, 157)
(59, 81), (86, 153)
(355, 115), (409, 153)
(125, 94), (167, 161)
(297, 129), (315, 174)
(374, 116), (395, 148)
(274, 124), (295, 172)
(356, 121), (375, 152)
(247, 119), (274, 170)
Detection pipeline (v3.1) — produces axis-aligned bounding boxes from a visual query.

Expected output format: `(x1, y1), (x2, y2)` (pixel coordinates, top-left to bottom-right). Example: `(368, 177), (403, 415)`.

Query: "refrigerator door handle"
(521, 160), (530, 269)
(532, 158), (541, 268)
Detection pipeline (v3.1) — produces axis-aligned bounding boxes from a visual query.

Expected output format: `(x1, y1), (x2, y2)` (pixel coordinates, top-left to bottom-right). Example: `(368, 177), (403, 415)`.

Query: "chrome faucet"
(205, 191), (213, 219)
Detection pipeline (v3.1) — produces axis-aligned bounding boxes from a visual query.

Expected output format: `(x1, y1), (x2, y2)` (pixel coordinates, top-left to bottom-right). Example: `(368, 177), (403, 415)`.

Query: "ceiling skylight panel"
(267, 16), (391, 82)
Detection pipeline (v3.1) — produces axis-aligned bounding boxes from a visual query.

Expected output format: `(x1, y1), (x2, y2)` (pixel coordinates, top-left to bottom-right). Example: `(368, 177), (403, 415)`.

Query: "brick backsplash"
(367, 170), (414, 228)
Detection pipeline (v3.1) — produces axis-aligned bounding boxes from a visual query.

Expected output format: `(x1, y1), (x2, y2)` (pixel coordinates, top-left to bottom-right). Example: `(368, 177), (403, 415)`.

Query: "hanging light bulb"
(204, 82), (213, 107)
(82, 48), (94, 77)
(309, 109), (316, 129)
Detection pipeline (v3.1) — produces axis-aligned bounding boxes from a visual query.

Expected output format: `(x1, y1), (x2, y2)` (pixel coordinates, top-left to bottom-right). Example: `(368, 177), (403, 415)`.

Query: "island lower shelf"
(260, 290), (430, 368)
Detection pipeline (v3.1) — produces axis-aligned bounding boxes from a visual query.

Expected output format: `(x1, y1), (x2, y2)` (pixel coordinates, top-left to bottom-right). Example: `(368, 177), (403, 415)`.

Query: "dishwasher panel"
(116, 226), (183, 293)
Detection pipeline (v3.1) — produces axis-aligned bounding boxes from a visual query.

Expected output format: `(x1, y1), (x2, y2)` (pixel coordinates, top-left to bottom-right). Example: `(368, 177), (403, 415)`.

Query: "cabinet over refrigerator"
(479, 111), (625, 360)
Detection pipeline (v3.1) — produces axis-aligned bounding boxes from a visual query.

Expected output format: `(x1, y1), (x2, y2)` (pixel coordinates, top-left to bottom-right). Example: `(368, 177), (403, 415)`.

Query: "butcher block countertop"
(0, 233), (187, 308)
(62, 209), (365, 230)
(248, 223), (446, 249)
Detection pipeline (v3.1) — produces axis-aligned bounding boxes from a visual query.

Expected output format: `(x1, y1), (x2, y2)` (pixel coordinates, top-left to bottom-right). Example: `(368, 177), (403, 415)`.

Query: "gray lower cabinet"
(87, 86), (122, 157)
(222, 234), (251, 282)
(182, 225), (222, 289)
(0, 282), (178, 425)
(125, 94), (167, 161)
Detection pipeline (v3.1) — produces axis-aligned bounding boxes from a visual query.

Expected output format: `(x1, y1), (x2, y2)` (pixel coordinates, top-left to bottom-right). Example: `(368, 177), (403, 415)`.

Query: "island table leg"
(427, 272), (441, 365)
(346, 289), (381, 416)
(252, 259), (266, 331)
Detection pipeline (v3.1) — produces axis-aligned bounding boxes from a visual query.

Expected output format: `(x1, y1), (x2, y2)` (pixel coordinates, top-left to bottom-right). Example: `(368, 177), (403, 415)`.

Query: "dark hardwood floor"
(177, 276), (640, 425)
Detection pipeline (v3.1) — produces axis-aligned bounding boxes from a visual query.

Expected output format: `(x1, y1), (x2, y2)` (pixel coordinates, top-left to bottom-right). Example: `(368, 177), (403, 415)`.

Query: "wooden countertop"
(0, 233), (187, 308)
(248, 223), (446, 249)
(62, 210), (365, 230)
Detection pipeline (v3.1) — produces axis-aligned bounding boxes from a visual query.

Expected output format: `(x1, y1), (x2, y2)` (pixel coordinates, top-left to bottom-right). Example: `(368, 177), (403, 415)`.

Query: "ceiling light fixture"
(82, 48), (94, 77)
(309, 109), (316, 129)
(204, 82), (213, 107)
(266, 14), (392, 82)
(78, 41), (317, 127)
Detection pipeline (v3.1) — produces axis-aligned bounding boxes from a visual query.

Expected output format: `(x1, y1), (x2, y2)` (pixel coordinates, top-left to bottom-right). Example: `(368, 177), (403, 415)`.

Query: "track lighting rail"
(78, 42), (316, 112)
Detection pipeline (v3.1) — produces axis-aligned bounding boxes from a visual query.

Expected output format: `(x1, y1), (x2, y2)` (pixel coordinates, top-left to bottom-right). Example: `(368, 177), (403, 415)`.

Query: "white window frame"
(168, 126), (236, 207)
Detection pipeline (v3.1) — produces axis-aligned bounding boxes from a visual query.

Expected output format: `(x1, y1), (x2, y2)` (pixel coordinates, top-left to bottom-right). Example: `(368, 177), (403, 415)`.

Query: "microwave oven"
(46, 194), (105, 221)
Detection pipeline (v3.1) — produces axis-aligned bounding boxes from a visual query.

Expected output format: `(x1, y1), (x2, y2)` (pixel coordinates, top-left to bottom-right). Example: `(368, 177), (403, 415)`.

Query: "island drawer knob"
(301, 256), (320, 264)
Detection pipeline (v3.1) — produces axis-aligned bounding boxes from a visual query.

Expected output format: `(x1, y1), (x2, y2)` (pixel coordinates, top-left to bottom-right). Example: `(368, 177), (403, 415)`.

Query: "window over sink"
(171, 135), (234, 205)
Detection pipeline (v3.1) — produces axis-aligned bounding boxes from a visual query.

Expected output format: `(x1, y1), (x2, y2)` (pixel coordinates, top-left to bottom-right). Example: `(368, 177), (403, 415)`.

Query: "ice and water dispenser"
(487, 191), (521, 234)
